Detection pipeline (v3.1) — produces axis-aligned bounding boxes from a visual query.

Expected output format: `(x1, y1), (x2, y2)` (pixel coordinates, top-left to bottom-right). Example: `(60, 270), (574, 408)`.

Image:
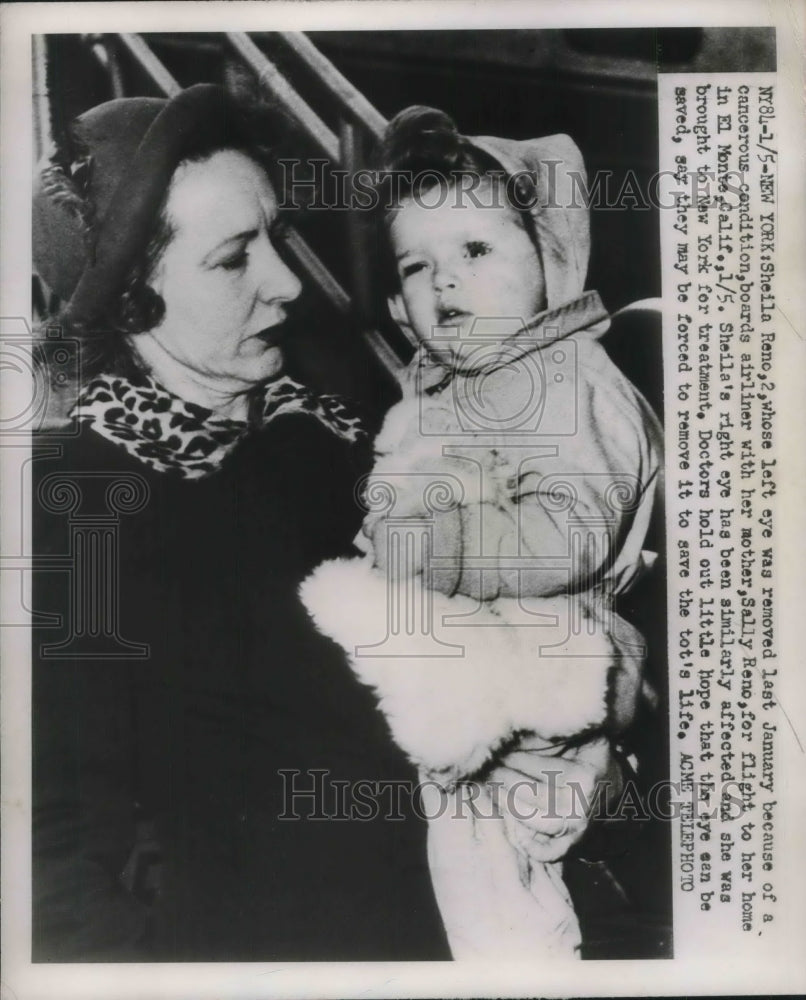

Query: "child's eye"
(219, 250), (249, 272)
(401, 260), (427, 279)
(466, 241), (492, 259)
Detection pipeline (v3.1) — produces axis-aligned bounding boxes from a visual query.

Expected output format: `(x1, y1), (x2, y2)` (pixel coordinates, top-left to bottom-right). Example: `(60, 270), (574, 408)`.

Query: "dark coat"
(32, 414), (450, 962)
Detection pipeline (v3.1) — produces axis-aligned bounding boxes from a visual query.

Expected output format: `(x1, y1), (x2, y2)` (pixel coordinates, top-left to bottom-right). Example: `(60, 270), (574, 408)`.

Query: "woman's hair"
(374, 106), (540, 295)
(46, 94), (301, 383)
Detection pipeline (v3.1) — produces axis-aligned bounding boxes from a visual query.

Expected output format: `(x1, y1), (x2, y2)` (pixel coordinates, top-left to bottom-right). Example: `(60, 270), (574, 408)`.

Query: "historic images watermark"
(0, 318), (80, 436)
(276, 767), (749, 825)
(277, 160), (747, 213)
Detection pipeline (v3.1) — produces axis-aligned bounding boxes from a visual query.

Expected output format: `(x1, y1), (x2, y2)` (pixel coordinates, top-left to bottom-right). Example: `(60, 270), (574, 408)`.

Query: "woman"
(31, 83), (616, 963)
(31, 83), (454, 962)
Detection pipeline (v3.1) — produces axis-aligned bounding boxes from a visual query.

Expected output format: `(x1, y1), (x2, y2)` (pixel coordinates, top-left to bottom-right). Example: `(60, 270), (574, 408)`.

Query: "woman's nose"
(257, 234), (303, 304)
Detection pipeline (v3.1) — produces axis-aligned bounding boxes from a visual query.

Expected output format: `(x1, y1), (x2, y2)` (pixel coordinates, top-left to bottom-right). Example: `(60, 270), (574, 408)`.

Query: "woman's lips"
(251, 317), (288, 347)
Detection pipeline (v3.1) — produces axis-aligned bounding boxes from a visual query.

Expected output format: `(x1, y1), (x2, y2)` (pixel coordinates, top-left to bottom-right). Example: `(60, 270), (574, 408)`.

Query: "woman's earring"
(120, 282), (165, 335)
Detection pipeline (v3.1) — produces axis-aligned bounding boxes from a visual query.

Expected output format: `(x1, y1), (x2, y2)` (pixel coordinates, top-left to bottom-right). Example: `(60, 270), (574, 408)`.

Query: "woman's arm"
(32, 656), (151, 960)
(31, 437), (151, 960)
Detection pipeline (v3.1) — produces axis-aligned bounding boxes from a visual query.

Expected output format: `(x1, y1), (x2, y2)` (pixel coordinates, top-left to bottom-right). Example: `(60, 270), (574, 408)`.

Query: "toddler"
(302, 107), (663, 958)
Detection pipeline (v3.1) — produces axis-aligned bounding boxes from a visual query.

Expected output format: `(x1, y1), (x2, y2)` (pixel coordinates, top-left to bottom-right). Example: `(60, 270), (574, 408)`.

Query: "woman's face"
(144, 149), (302, 389)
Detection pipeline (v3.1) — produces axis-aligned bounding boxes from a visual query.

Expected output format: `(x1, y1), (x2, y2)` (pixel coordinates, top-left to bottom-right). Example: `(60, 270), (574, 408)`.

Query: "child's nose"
(433, 262), (459, 292)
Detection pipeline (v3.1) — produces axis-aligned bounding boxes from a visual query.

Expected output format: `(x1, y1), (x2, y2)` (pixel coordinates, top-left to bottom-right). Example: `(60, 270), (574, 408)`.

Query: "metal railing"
(68, 31), (408, 377)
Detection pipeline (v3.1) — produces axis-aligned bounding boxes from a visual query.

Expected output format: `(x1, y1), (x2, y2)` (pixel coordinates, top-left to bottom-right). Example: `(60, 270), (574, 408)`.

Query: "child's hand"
(364, 506), (464, 597)
(492, 736), (619, 863)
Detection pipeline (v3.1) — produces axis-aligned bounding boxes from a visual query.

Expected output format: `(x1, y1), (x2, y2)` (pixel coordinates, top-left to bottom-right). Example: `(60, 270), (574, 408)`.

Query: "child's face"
(388, 183), (546, 367)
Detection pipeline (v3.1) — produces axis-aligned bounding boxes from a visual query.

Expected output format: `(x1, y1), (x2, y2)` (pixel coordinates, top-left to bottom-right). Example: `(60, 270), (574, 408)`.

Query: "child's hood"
(467, 133), (590, 311)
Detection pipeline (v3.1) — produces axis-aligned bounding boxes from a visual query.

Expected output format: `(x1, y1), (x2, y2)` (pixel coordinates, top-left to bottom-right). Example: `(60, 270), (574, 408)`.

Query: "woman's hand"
(491, 735), (621, 863)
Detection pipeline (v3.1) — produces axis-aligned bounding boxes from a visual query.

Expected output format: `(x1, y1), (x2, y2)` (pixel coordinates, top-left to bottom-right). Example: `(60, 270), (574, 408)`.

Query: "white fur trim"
(300, 558), (624, 782)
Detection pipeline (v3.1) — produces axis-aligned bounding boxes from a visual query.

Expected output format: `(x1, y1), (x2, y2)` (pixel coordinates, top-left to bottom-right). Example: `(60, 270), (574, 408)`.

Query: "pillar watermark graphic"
(36, 471), (150, 658)
(356, 471), (466, 657)
(1, 317), (151, 657)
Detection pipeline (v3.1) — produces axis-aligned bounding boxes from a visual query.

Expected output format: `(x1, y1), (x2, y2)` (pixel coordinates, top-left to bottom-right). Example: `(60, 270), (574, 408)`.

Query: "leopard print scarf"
(72, 373), (367, 479)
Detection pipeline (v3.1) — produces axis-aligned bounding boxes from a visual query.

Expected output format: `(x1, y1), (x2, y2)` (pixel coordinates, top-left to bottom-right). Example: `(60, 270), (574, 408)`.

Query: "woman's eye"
(466, 241), (492, 259)
(219, 250), (248, 272)
(401, 260), (427, 279)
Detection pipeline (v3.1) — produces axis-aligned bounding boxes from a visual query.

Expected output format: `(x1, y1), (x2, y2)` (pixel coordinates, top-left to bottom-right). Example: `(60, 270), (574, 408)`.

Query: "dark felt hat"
(33, 84), (228, 324)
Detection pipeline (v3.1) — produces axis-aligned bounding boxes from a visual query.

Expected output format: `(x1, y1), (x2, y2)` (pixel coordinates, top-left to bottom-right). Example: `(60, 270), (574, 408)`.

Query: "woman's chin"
(239, 344), (284, 382)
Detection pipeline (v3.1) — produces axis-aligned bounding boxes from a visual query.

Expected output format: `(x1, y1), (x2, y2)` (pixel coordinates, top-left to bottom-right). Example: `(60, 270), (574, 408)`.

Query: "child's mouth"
(436, 307), (470, 326)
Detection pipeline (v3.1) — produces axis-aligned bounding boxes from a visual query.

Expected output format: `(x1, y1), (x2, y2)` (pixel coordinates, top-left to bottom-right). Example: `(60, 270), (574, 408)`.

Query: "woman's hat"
(33, 83), (227, 324)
